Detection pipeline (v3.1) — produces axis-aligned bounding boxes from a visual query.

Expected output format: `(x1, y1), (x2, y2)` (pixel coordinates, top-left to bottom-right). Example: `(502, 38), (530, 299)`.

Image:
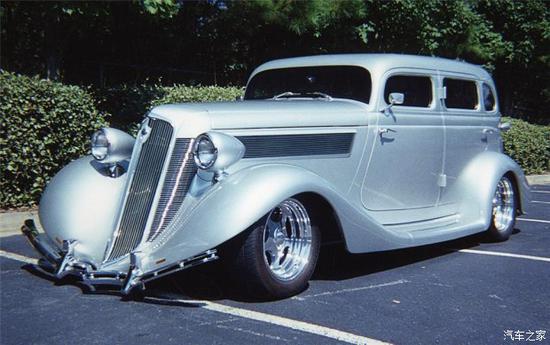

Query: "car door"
(362, 71), (444, 211)
(438, 75), (499, 205)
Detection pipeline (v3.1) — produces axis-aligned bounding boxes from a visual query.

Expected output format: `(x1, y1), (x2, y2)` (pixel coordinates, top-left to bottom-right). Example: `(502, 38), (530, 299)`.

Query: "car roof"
(250, 53), (492, 81)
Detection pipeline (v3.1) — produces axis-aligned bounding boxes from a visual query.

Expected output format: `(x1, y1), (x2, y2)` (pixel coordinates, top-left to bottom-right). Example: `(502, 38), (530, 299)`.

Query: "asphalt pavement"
(1, 185), (549, 345)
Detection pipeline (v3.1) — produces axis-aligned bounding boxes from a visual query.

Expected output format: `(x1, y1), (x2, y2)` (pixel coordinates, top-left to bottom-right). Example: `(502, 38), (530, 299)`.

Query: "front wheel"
(486, 175), (516, 241)
(231, 198), (320, 299)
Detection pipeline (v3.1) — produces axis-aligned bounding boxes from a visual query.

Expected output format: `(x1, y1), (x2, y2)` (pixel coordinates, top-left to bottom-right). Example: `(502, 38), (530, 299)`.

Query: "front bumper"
(21, 219), (218, 295)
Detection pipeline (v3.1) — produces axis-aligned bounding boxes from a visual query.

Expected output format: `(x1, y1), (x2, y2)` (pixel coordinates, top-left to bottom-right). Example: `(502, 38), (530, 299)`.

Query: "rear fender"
(452, 151), (530, 229)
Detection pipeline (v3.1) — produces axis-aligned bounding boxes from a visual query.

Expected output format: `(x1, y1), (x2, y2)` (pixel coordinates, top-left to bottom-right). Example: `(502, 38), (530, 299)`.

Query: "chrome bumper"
(21, 219), (218, 295)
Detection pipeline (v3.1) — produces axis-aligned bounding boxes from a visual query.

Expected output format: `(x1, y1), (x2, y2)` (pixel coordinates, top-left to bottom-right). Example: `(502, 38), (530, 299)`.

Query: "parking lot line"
(147, 296), (391, 345)
(0, 249), (37, 264)
(517, 218), (550, 224)
(0, 250), (391, 345)
(457, 249), (550, 263)
(293, 279), (410, 300)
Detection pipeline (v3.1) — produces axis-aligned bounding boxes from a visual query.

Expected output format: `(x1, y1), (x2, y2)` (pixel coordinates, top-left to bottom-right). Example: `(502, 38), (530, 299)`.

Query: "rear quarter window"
(383, 75), (432, 108)
(444, 78), (478, 110)
(482, 83), (496, 111)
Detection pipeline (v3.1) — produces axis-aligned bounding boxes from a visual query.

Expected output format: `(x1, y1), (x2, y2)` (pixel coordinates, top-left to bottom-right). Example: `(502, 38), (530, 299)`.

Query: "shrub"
(0, 71), (108, 208)
(152, 85), (243, 106)
(501, 117), (550, 175)
(93, 84), (166, 133)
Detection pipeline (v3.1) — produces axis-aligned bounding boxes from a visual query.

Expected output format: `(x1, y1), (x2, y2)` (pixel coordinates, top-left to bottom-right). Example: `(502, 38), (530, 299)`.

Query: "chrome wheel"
(262, 198), (312, 281)
(492, 176), (515, 233)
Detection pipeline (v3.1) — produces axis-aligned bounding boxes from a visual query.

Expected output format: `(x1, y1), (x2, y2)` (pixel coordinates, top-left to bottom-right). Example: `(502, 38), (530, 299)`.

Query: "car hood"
(148, 99), (369, 137)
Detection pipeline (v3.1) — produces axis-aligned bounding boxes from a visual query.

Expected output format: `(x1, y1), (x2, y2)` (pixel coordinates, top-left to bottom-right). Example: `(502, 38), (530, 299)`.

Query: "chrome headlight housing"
(193, 134), (218, 169)
(91, 129), (109, 161)
(193, 132), (245, 178)
(91, 128), (135, 164)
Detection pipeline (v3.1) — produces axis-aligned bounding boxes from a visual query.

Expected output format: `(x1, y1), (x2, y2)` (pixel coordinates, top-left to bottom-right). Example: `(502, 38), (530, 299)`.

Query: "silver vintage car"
(23, 54), (530, 299)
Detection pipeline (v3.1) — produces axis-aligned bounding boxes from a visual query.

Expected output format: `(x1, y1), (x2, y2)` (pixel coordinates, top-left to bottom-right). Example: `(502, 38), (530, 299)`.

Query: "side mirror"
(380, 92), (405, 114)
(388, 92), (404, 105)
(498, 122), (511, 132)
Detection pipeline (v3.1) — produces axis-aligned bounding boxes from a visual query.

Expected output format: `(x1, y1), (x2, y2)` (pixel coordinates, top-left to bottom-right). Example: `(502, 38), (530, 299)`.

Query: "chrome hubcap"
(262, 198), (312, 281)
(492, 177), (515, 232)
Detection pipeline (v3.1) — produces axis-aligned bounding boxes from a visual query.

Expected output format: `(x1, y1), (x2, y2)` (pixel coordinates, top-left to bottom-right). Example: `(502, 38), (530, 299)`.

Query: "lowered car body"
(23, 54), (530, 299)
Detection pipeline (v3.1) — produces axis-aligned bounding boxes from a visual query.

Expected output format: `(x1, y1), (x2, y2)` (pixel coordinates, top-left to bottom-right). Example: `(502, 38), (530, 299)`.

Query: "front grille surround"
(106, 118), (173, 261)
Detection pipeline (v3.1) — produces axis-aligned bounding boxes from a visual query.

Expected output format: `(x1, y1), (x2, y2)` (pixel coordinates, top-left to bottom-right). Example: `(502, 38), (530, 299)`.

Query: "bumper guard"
(21, 219), (218, 295)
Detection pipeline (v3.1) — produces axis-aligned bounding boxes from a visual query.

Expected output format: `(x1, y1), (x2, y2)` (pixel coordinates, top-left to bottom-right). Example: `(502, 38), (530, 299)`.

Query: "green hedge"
(501, 117), (550, 175)
(0, 71), (108, 208)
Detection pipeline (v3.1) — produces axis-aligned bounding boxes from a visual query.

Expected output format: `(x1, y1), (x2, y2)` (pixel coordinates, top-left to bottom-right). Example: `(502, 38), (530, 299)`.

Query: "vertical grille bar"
(108, 118), (173, 260)
(147, 138), (197, 242)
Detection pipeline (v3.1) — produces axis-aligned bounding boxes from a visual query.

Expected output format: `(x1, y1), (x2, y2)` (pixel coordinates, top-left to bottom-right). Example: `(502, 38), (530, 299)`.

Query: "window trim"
(244, 64), (373, 104)
(440, 76), (481, 113)
(380, 71), (437, 111)
(481, 82), (498, 114)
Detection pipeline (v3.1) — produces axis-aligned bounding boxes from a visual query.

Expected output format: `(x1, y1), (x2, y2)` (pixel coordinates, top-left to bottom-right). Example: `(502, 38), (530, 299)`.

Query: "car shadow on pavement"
(142, 229), (521, 302)
(312, 228), (520, 281)
(20, 228), (521, 304)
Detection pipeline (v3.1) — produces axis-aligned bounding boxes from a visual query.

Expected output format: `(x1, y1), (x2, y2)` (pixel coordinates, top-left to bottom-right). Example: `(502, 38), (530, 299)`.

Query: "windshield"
(244, 65), (371, 103)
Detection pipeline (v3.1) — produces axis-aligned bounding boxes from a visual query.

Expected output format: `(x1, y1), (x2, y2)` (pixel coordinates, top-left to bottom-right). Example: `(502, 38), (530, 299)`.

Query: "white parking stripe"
(0, 250), (38, 264)
(0, 230), (25, 238)
(148, 296), (391, 345)
(458, 249), (550, 263)
(294, 279), (410, 300)
(0, 250), (391, 345)
(532, 201), (550, 205)
(518, 218), (550, 224)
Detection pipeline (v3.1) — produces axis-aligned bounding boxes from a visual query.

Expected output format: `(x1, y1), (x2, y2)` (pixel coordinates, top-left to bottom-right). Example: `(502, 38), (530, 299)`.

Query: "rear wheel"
(486, 175), (516, 241)
(231, 198), (320, 299)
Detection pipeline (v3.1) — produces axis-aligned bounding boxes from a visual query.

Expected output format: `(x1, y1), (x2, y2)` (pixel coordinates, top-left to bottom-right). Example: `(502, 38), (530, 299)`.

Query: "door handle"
(482, 128), (495, 134)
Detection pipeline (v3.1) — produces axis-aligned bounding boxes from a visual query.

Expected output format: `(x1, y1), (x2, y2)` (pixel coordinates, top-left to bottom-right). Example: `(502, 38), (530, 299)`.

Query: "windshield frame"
(244, 65), (372, 104)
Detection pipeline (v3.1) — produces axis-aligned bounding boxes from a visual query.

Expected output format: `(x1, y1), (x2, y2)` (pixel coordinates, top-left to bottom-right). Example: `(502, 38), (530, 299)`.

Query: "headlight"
(193, 134), (218, 169)
(90, 128), (135, 164)
(193, 132), (245, 179)
(91, 129), (109, 161)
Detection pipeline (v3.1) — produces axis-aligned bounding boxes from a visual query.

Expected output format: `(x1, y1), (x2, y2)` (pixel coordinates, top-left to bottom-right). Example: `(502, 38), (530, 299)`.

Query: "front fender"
(141, 164), (334, 267)
(139, 164), (412, 272)
(39, 156), (128, 265)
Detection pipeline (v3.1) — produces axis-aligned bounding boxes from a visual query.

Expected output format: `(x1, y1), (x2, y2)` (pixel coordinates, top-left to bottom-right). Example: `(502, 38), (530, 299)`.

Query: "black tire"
(230, 198), (320, 300)
(486, 175), (517, 242)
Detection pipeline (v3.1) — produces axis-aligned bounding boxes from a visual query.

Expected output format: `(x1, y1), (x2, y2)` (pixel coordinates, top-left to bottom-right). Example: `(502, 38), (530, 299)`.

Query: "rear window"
(444, 78), (478, 110)
(244, 66), (372, 103)
(383, 75), (432, 107)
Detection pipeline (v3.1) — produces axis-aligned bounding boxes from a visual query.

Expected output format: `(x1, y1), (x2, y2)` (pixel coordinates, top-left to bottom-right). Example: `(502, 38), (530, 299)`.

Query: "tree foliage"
(1, 0), (549, 123)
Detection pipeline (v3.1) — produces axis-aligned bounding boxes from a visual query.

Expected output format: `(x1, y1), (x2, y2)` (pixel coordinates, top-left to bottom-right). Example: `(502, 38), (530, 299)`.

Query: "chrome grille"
(108, 118), (173, 260)
(147, 138), (196, 242)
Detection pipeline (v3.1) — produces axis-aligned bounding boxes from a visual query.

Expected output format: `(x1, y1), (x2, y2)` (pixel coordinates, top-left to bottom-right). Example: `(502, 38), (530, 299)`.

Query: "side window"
(482, 83), (496, 111)
(384, 75), (432, 108)
(443, 78), (478, 110)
